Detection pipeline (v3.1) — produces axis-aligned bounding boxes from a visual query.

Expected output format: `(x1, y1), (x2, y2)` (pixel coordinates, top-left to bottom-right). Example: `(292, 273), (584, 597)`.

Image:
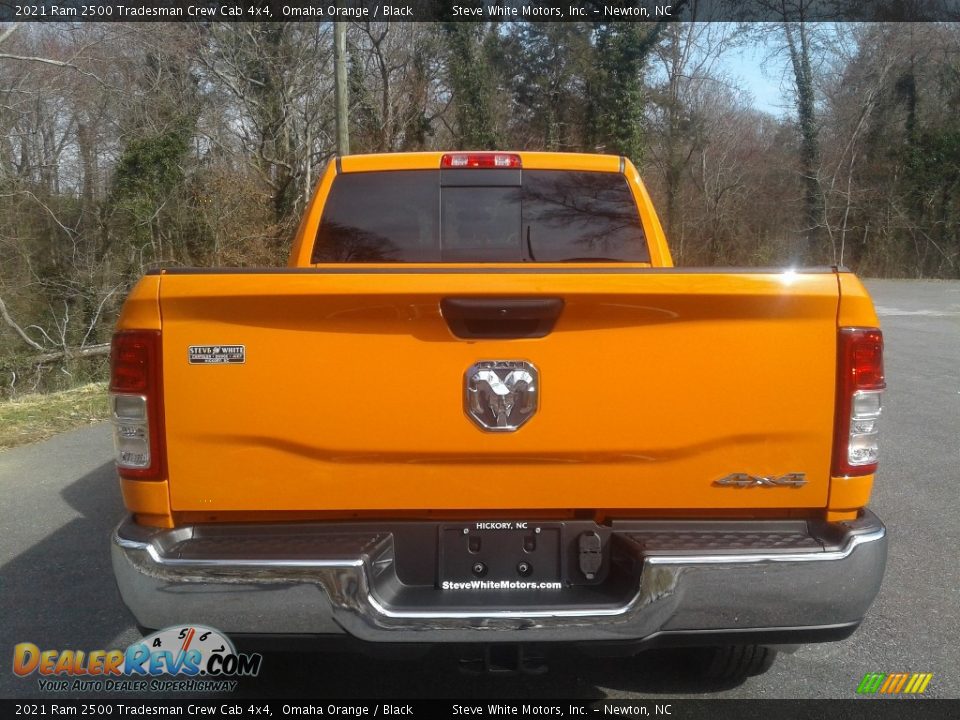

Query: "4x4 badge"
(465, 361), (538, 432)
(713, 473), (807, 488)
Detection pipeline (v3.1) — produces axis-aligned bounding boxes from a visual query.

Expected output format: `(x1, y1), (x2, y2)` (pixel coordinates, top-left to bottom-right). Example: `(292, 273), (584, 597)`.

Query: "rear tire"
(692, 645), (778, 681)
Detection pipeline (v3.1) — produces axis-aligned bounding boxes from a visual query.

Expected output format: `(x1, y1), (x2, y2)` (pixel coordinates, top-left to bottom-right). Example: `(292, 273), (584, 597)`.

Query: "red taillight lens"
(833, 328), (885, 477)
(110, 330), (165, 480)
(110, 333), (152, 392)
(846, 330), (885, 390)
(440, 153), (522, 169)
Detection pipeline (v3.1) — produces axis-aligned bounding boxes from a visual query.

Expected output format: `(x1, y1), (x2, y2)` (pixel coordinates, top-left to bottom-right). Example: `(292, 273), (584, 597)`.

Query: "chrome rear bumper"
(112, 511), (886, 644)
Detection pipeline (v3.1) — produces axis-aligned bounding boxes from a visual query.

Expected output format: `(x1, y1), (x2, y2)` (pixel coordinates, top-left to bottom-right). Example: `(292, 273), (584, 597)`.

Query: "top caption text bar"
(3, 0), (960, 23)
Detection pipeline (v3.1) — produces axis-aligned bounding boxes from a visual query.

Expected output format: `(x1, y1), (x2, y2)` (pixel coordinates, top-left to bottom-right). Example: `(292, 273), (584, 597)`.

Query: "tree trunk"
(783, 21), (821, 264)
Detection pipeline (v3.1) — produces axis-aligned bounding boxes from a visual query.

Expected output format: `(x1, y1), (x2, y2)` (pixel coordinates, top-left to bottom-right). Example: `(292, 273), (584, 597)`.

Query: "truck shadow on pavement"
(239, 648), (745, 698)
(1, 460), (745, 699)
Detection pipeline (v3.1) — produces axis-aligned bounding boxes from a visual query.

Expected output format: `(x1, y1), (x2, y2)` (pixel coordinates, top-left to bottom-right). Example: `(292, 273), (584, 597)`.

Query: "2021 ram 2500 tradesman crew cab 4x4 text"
(110, 151), (887, 678)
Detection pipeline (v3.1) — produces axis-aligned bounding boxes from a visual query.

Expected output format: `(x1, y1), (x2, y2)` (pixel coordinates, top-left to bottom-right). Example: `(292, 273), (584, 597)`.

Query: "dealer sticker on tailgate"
(188, 345), (245, 364)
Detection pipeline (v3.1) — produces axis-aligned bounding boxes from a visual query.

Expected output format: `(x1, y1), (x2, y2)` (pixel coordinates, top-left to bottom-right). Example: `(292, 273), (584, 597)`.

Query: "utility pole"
(334, 21), (349, 156)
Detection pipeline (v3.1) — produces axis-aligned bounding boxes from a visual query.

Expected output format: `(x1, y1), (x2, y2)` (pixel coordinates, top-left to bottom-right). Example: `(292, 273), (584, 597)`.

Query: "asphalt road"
(1, 279), (957, 700)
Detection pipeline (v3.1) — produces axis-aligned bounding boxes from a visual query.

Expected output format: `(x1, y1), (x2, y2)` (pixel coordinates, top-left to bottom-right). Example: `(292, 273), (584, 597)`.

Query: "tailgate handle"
(440, 298), (564, 339)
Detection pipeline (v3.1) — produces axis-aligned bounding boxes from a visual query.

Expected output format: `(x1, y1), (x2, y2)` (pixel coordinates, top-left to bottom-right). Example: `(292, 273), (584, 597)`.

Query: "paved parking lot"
(1, 279), (957, 699)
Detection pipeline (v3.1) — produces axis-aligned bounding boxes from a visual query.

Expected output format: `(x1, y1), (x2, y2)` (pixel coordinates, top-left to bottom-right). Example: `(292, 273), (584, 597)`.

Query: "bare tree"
(649, 19), (746, 247)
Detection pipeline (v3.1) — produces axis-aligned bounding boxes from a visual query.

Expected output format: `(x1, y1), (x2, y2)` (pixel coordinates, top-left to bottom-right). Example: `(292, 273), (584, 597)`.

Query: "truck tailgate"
(157, 269), (839, 512)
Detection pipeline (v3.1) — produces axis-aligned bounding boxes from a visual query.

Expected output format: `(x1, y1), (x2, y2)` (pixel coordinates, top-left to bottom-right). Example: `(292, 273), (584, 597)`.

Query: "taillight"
(832, 328), (885, 477)
(440, 153), (521, 168)
(110, 330), (165, 480)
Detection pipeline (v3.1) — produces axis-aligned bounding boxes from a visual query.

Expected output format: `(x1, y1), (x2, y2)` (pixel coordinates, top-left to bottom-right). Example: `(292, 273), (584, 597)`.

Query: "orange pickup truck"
(110, 152), (887, 678)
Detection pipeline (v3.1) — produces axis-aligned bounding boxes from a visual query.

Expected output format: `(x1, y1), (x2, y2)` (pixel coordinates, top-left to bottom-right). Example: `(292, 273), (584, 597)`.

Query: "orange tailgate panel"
(158, 271), (839, 512)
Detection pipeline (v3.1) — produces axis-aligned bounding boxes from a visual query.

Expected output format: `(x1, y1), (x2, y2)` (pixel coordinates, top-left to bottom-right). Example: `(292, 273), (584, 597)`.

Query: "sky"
(715, 23), (850, 119)
(723, 41), (793, 117)
(645, 23), (797, 119)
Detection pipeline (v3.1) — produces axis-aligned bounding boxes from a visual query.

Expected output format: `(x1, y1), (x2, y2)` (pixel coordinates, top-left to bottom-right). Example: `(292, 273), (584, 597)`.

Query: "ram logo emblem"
(465, 361), (538, 432)
(713, 473), (807, 488)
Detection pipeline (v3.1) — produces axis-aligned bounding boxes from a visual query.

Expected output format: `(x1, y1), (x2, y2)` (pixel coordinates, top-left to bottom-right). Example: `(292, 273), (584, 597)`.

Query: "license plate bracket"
(439, 522), (562, 584)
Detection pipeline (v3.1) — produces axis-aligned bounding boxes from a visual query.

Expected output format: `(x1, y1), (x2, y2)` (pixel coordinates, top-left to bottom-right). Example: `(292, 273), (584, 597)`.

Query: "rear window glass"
(312, 169), (649, 263)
